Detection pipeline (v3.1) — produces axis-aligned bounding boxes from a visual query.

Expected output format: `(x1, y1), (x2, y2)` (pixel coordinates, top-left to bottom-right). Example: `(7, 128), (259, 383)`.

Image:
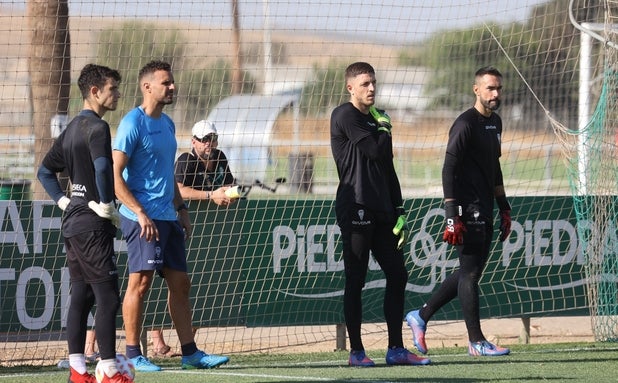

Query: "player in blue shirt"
(112, 60), (229, 372)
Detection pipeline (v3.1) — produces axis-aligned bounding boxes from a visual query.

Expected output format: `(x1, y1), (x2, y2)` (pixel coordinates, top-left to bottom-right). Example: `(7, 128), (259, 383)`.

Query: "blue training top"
(114, 106), (178, 221)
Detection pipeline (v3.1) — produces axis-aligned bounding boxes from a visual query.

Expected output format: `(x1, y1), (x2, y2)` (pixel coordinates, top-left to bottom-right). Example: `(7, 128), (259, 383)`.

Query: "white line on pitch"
(165, 370), (334, 381)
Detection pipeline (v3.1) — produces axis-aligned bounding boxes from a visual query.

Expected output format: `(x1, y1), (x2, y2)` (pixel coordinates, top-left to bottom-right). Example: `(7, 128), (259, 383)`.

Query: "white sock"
(68, 354), (87, 374)
(97, 358), (119, 378)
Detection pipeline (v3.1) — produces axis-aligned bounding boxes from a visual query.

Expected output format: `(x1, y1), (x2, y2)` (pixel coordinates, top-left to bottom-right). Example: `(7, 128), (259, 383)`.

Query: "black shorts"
(338, 203), (402, 268)
(65, 231), (119, 284)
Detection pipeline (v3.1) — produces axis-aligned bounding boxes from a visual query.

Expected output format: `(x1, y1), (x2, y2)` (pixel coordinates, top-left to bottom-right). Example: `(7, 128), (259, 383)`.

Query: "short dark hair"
(345, 62), (375, 81)
(138, 60), (172, 81)
(77, 64), (121, 99)
(475, 66), (502, 79)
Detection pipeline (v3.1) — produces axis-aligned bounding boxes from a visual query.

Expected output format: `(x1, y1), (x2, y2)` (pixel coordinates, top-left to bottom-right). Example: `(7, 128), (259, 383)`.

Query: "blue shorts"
(120, 216), (187, 274)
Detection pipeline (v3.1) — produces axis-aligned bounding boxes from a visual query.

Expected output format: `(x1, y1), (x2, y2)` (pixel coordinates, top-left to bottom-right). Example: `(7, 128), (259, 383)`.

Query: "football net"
(0, 0), (616, 366)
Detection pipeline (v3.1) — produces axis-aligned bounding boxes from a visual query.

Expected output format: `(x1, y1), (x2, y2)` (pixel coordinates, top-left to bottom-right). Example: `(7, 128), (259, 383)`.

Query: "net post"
(140, 330), (148, 357)
(335, 323), (347, 351)
(519, 317), (530, 344)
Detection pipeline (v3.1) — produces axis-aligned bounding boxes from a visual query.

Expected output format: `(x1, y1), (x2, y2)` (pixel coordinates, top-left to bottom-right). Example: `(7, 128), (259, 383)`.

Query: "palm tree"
(27, 0), (71, 198)
(231, 0), (243, 94)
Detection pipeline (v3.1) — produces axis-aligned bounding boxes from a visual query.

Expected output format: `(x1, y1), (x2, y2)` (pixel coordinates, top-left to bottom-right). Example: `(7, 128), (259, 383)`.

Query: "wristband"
(444, 200), (461, 218)
(377, 126), (391, 135)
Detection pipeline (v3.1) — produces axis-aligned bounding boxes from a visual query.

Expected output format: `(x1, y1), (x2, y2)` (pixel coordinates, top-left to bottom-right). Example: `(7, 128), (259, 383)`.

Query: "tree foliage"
(400, 0), (612, 130)
(92, 21), (254, 128)
(300, 62), (348, 116)
(175, 59), (256, 123)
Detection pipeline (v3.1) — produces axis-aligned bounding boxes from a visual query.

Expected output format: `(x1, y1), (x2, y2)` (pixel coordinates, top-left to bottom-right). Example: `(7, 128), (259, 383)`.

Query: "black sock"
(181, 341), (198, 356)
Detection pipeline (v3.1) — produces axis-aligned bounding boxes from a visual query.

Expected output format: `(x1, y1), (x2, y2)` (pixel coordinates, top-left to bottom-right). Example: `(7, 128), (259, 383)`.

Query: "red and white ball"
(95, 353), (135, 382)
(115, 353), (135, 379)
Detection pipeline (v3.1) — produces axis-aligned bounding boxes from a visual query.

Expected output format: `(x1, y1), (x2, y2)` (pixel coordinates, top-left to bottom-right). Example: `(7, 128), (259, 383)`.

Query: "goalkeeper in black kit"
(405, 66), (513, 357)
(37, 64), (133, 382)
(330, 61), (430, 367)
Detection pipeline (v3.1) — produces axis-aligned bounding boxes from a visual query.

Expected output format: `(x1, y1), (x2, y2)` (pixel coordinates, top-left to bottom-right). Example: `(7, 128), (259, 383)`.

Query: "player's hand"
(57, 196), (70, 211)
(88, 201), (120, 228)
(443, 201), (465, 245)
(369, 106), (392, 133)
(392, 208), (408, 250)
(499, 210), (511, 242)
(136, 211), (158, 242)
(176, 208), (192, 240)
(211, 187), (235, 207)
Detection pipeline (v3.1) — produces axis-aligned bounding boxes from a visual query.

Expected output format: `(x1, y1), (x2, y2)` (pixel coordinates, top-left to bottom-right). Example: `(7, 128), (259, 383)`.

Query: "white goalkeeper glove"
(88, 201), (120, 228)
(57, 196), (70, 211)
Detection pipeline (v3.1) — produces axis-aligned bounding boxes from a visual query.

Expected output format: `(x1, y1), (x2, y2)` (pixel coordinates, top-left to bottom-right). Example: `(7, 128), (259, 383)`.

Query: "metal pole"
(578, 22), (592, 195)
(263, 0), (273, 95)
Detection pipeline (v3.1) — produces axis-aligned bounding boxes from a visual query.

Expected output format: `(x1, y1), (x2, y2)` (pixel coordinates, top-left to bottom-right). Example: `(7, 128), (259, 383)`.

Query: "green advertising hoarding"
(0, 197), (591, 332)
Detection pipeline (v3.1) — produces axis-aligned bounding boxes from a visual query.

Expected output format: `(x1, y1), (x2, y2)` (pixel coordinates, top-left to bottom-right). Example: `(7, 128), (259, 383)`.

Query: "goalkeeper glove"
(57, 196), (70, 211)
(88, 201), (120, 228)
(369, 106), (392, 134)
(499, 211), (511, 242)
(496, 195), (512, 242)
(392, 207), (408, 250)
(442, 201), (465, 245)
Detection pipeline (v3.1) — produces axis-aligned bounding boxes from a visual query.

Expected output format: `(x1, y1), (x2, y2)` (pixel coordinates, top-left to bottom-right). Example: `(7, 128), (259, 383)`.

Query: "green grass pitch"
(0, 343), (616, 383)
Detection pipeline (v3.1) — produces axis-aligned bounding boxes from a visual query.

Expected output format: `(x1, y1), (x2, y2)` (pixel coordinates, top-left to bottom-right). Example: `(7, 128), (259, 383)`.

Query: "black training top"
(174, 148), (235, 191)
(41, 110), (116, 237)
(442, 107), (504, 218)
(330, 102), (403, 216)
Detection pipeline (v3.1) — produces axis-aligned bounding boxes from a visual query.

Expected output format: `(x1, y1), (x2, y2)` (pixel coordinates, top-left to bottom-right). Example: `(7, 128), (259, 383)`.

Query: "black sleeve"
(442, 120), (468, 200)
(388, 165), (403, 208)
(219, 152), (236, 185)
(37, 164), (65, 202)
(495, 161), (505, 188)
(93, 157), (114, 203)
(41, 131), (66, 173)
(355, 130), (392, 161)
(174, 153), (191, 184)
(89, 122), (114, 203)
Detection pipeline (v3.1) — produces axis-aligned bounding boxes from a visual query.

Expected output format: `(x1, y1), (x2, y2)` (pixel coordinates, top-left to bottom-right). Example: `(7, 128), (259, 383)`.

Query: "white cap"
(191, 120), (217, 139)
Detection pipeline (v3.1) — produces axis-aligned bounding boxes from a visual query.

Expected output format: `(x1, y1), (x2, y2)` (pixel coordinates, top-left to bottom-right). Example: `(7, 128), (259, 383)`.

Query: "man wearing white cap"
(174, 120), (237, 206)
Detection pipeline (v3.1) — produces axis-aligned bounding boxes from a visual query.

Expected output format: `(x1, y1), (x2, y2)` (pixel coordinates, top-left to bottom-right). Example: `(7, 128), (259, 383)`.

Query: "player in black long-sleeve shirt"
(37, 64), (134, 382)
(405, 66), (513, 357)
(330, 62), (430, 367)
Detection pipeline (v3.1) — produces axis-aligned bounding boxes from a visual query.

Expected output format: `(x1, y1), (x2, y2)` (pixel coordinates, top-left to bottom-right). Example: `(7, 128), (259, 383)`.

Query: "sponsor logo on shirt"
(71, 183), (86, 197)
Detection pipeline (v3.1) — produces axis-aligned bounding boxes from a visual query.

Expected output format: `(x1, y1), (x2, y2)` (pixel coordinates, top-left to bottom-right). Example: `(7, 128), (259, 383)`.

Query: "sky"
(3, 0), (550, 43)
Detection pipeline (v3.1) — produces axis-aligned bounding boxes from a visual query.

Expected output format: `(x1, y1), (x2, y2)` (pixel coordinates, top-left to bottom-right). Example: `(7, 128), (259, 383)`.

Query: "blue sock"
(125, 344), (142, 359)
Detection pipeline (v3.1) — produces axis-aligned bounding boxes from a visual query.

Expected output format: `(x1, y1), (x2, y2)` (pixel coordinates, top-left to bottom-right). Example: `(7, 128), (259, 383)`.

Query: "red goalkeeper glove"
(496, 195), (512, 242)
(443, 201), (465, 245)
(499, 210), (511, 242)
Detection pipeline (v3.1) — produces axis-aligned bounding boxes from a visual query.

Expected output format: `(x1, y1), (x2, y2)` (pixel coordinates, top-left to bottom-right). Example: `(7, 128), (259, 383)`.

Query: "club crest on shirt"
(352, 209), (371, 226)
